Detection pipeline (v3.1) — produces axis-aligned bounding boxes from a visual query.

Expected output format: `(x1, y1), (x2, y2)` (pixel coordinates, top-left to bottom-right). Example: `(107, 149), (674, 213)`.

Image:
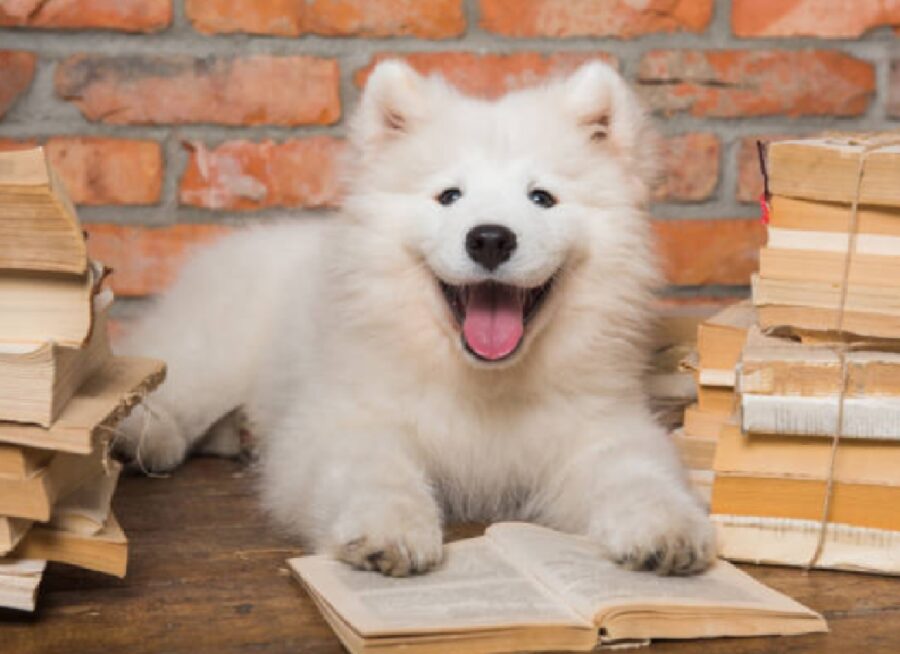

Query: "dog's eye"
(528, 189), (557, 209)
(436, 188), (462, 206)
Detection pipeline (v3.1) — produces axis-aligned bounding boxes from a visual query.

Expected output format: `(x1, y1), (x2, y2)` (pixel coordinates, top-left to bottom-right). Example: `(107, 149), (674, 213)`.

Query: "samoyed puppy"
(117, 60), (714, 577)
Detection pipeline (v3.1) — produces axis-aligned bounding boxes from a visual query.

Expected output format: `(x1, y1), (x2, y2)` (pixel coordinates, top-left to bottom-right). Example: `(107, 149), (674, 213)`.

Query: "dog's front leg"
(541, 409), (715, 575)
(264, 425), (444, 577)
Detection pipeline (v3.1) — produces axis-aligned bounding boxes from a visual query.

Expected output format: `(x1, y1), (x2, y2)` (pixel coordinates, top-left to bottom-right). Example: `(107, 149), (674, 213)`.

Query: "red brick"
(732, 0), (900, 38)
(655, 134), (719, 202)
(479, 0), (712, 37)
(0, 137), (162, 205)
(653, 218), (765, 286)
(0, 0), (170, 32)
(356, 52), (617, 99)
(186, 0), (464, 37)
(179, 138), (344, 211)
(638, 50), (874, 118)
(0, 51), (36, 119)
(55, 54), (340, 126)
(48, 137), (163, 205)
(84, 224), (231, 296)
(890, 60), (900, 118)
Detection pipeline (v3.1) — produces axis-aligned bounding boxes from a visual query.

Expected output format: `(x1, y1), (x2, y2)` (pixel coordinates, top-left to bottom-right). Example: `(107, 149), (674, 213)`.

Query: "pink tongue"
(462, 285), (524, 361)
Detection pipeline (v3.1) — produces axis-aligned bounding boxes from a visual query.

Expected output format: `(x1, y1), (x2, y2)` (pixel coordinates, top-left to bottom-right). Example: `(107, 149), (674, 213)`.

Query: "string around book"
(806, 133), (900, 569)
(98, 394), (171, 479)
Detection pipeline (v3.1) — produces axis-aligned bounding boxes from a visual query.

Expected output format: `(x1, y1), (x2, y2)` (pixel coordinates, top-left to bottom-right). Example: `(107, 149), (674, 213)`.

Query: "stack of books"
(0, 147), (165, 611)
(672, 301), (754, 504)
(753, 136), (900, 339)
(711, 134), (900, 574)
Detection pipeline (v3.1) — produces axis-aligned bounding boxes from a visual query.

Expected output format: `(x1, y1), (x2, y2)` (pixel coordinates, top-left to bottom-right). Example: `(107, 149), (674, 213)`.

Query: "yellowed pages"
(0, 559), (46, 612)
(0, 443), (106, 520)
(0, 300), (112, 426)
(0, 443), (52, 477)
(13, 512), (127, 577)
(714, 515), (900, 574)
(0, 146), (86, 274)
(770, 195), (900, 236)
(0, 356), (166, 453)
(49, 461), (120, 536)
(759, 247), (900, 288)
(715, 422), (900, 485)
(290, 537), (591, 638)
(0, 517), (32, 555)
(768, 138), (900, 206)
(483, 523), (826, 642)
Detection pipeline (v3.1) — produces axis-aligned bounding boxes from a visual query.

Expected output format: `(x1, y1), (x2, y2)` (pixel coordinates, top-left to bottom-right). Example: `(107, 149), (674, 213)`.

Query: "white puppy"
(117, 60), (714, 576)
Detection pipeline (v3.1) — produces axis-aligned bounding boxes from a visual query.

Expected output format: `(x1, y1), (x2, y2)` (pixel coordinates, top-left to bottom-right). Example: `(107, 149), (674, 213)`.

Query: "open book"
(289, 523), (826, 654)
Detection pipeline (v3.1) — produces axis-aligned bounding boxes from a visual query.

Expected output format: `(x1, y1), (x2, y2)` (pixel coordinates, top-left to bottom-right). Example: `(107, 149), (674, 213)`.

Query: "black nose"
(465, 224), (517, 271)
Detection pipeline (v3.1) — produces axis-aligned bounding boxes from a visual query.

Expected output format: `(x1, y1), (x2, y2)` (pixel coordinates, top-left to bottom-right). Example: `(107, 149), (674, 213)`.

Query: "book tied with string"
(710, 134), (900, 575)
(0, 147), (166, 611)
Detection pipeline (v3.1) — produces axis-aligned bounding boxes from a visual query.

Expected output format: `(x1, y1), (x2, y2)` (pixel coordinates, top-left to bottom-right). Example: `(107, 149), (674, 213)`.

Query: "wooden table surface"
(2, 457), (898, 653)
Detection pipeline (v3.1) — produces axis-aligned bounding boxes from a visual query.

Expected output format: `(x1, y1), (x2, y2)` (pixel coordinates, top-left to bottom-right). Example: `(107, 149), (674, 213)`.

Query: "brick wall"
(1, 0), (898, 309)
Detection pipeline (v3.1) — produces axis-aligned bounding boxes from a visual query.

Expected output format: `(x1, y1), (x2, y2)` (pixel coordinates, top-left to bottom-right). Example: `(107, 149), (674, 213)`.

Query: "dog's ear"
(563, 61), (645, 155)
(353, 60), (428, 150)
(563, 61), (658, 192)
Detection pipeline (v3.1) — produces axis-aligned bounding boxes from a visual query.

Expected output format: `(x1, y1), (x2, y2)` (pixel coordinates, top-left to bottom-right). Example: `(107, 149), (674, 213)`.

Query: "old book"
(49, 461), (120, 536)
(0, 356), (166, 453)
(711, 475), (900, 531)
(12, 512), (127, 578)
(0, 443), (106, 521)
(290, 522), (825, 654)
(683, 404), (728, 439)
(753, 275), (900, 320)
(769, 195), (900, 236)
(671, 428), (717, 471)
(0, 261), (105, 347)
(0, 147), (86, 274)
(0, 296), (112, 426)
(0, 517), (31, 555)
(741, 393), (900, 441)
(757, 303), (900, 340)
(767, 137), (900, 206)
(739, 326), (900, 396)
(759, 247), (900, 289)
(0, 559), (46, 612)
(767, 226), (900, 257)
(714, 515), (900, 575)
(714, 421), (900, 485)
(697, 384), (735, 414)
(0, 443), (52, 477)
(697, 301), (755, 385)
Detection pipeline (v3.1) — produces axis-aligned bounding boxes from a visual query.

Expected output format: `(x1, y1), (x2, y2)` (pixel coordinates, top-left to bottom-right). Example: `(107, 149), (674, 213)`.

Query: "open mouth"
(438, 278), (555, 362)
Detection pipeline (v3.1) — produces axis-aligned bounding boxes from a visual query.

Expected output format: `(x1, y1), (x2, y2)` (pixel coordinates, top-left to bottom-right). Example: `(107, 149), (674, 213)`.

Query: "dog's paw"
(113, 404), (189, 473)
(331, 503), (444, 577)
(591, 488), (715, 576)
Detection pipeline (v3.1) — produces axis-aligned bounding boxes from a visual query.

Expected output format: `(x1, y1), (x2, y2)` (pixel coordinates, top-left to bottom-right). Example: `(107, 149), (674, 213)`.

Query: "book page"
(288, 536), (591, 638)
(486, 523), (815, 622)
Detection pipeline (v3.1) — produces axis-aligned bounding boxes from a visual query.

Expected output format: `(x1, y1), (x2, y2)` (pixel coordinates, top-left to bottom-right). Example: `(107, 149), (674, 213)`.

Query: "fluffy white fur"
(117, 61), (714, 576)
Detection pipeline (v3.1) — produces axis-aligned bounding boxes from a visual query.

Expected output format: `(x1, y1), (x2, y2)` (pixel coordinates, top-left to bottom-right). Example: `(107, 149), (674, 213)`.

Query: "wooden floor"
(2, 457), (899, 653)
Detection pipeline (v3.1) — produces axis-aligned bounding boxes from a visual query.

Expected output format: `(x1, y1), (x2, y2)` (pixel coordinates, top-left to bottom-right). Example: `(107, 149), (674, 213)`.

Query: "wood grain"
(2, 457), (898, 653)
